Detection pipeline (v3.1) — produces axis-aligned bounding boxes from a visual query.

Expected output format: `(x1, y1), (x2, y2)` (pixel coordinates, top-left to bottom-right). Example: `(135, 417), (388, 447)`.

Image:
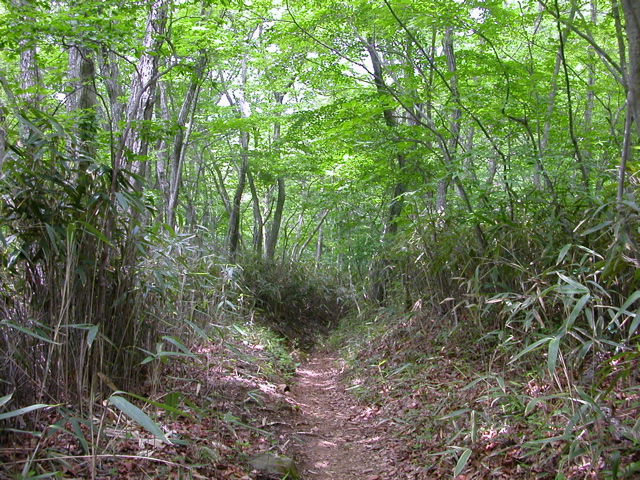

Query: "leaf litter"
(2, 316), (640, 479)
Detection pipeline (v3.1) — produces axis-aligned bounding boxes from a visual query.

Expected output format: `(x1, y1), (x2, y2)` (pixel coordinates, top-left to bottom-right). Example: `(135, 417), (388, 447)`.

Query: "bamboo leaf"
(524, 433), (570, 446)
(439, 408), (470, 420)
(548, 336), (561, 374)
(122, 391), (194, 421)
(627, 306), (640, 340)
(162, 336), (196, 358)
(69, 417), (90, 455)
(0, 320), (61, 345)
(87, 325), (99, 347)
(556, 244), (572, 265)
(565, 294), (590, 330)
(0, 393), (12, 408)
(613, 290), (640, 323)
(184, 319), (210, 341)
(509, 337), (551, 364)
(581, 221), (612, 236)
(525, 398), (539, 416)
(77, 221), (113, 246)
(454, 448), (472, 477)
(109, 395), (172, 444)
(0, 403), (50, 421)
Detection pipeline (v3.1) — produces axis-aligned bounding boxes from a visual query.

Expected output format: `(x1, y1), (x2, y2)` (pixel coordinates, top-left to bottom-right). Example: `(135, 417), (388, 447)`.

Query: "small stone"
(250, 452), (299, 479)
(277, 384), (291, 393)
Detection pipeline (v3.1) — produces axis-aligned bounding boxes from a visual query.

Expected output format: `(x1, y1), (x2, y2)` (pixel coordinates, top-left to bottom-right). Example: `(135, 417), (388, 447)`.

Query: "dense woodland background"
(2, 0), (640, 477)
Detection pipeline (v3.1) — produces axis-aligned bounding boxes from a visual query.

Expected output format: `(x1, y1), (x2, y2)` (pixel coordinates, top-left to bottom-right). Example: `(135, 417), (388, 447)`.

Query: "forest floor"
(2, 317), (638, 479)
(282, 351), (400, 480)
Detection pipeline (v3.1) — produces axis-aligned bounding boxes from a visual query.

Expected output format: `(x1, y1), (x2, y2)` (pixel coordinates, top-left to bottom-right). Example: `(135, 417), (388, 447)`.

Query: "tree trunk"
(365, 38), (406, 235)
(622, 0), (640, 135)
(364, 38), (407, 303)
(98, 46), (125, 132)
(265, 177), (285, 260)
(441, 28), (486, 252)
(247, 170), (264, 256)
(156, 82), (170, 218)
(264, 90), (287, 259)
(294, 209), (329, 262)
(165, 54), (207, 228)
(227, 133), (249, 262)
(12, 0), (41, 110)
(67, 45), (97, 172)
(116, 0), (168, 184)
(0, 98), (6, 166)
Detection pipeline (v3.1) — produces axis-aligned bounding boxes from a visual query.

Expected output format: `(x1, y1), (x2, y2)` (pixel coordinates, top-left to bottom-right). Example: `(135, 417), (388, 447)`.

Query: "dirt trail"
(286, 351), (394, 480)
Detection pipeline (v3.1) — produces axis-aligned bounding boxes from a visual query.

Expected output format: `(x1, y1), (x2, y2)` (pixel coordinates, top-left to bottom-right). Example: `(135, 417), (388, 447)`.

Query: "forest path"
(285, 351), (393, 480)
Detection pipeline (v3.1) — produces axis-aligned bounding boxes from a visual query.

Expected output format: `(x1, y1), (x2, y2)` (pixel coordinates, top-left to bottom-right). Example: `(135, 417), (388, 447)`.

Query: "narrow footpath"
(284, 352), (395, 480)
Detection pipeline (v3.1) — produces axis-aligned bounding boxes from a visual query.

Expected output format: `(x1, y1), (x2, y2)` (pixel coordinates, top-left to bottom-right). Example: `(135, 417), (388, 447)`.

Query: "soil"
(283, 351), (396, 480)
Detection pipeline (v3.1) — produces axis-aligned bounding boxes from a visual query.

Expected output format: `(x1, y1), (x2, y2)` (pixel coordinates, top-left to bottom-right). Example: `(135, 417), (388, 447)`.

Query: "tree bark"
(265, 177), (285, 260)
(264, 91), (287, 260)
(67, 45), (97, 172)
(11, 0), (41, 109)
(247, 170), (264, 256)
(365, 38), (406, 237)
(116, 0), (169, 184)
(98, 47), (125, 133)
(165, 54), (207, 228)
(622, 0), (640, 135)
(227, 133), (249, 262)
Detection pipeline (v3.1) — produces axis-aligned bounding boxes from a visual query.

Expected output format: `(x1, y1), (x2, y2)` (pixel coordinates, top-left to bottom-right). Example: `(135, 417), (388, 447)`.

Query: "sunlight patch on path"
(288, 351), (392, 480)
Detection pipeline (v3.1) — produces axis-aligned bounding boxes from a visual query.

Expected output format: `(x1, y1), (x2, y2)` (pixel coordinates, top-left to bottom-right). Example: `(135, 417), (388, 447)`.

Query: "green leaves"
(140, 336), (198, 365)
(454, 448), (473, 477)
(108, 394), (173, 445)
(0, 393), (50, 421)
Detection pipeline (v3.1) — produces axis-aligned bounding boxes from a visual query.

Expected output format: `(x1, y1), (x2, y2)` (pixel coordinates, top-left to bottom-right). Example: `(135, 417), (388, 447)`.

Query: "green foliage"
(0, 0), (638, 476)
(240, 257), (350, 348)
(0, 393), (50, 421)
(108, 393), (173, 445)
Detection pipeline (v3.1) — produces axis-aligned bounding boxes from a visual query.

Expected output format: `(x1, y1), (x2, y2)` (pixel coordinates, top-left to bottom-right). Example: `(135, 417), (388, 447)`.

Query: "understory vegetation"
(2, 0), (640, 478)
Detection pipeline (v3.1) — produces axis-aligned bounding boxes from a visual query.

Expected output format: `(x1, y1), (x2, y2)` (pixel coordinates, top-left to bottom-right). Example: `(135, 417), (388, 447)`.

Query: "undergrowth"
(0, 320), (298, 479)
(330, 299), (640, 479)
(240, 256), (350, 349)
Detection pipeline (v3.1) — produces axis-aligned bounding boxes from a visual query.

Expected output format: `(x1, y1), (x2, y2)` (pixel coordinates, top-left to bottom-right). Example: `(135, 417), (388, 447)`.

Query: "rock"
(249, 452), (299, 479)
(277, 383), (291, 394)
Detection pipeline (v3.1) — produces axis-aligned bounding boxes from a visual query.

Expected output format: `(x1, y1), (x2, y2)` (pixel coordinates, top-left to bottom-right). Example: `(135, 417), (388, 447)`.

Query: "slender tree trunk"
(165, 54), (207, 228)
(0, 100), (5, 164)
(617, 0), (640, 213)
(294, 209), (329, 262)
(211, 161), (232, 215)
(622, 0), (640, 136)
(12, 0), (41, 111)
(552, 0), (589, 190)
(364, 38), (407, 303)
(365, 39), (406, 235)
(442, 29), (486, 252)
(156, 82), (170, 218)
(265, 177), (285, 260)
(263, 91), (287, 259)
(18, 47), (40, 109)
(247, 170), (264, 256)
(98, 47), (125, 134)
(443, 28), (461, 156)
(227, 133), (249, 262)
(116, 0), (169, 184)
(67, 45), (97, 175)
(585, 1), (597, 131)
(315, 221), (323, 268)
(19, 46), (40, 107)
